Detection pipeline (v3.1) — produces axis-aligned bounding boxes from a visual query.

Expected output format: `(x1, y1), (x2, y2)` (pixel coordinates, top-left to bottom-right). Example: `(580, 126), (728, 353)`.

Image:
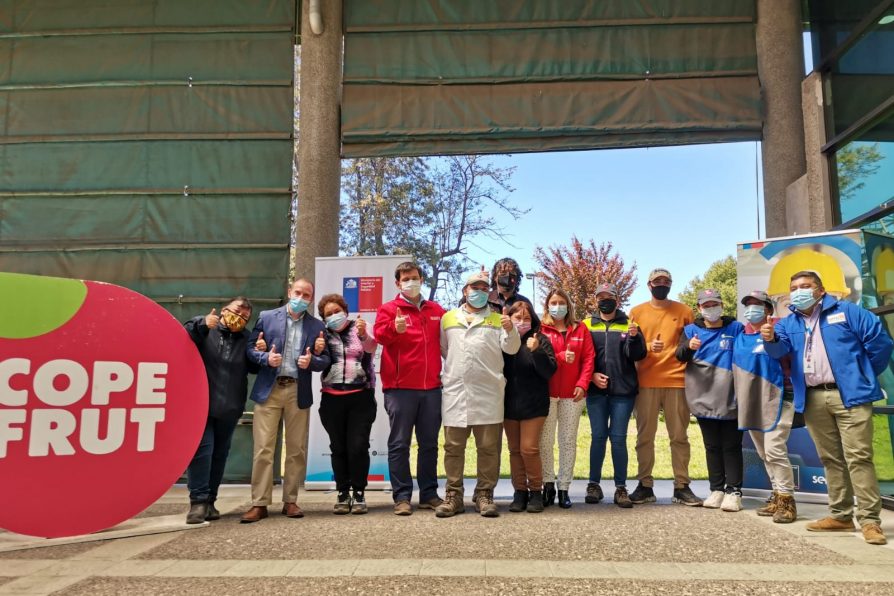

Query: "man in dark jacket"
(184, 297), (258, 524)
(584, 283), (646, 508)
(459, 258), (534, 312)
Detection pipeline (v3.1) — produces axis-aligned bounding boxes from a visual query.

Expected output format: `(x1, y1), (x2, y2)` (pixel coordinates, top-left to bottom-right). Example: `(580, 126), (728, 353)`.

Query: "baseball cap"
(648, 268), (672, 283)
(697, 288), (722, 305)
(741, 289), (773, 309)
(464, 270), (490, 288)
(595, 282), (618, 297)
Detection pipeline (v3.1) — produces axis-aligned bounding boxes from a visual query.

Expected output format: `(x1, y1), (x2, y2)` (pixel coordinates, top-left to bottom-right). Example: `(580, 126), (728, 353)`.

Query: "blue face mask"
(289, 297), (309, 314)
(743, 305), (767, 325)
(549, 304), (568, 320)
(325, 312), (347, 330)
(467, 289), (489, 309)
(789, 288), (818, 311)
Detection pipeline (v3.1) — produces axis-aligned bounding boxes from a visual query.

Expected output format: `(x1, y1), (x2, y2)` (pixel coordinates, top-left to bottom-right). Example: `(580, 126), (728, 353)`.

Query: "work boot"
(756, 491), (779, 517)
(509, 490), (529, 513)
(527, 490), (544, 513)
(351, 490), (368, 515)
(333, 490), (352, 515)
(557, 489), (572, 509)
(543, 482), (557, 507)
(394, 500), (412, 516)
(585, 482), (604, 504)
(672, 485), (703, 507)
(614, 486), (633, 509)
(435, 491), (465, 518)
(628, 482), (656, 504)
(862, 523), (887, 545)
(240, 505), (268, 523)
(186, 502), (208, 524)
(806, 517), (856, 532)
(205, 501), (220, 521)
(474, 491), (499, 517)
(773, 494), (797, 524)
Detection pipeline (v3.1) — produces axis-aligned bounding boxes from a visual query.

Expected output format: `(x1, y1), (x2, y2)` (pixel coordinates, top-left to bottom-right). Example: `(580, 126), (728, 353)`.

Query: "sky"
(461, 141), (766, 308)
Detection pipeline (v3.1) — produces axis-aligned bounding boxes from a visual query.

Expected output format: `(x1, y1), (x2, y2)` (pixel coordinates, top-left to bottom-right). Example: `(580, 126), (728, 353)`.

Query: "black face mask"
(650, 285), (671, 300)
(497, 275), (516, 290)
(597, 299), (617, 314)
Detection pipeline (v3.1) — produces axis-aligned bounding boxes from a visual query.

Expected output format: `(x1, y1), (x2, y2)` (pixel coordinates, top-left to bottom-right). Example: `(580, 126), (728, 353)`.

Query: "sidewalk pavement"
(3, 480), (894, 595)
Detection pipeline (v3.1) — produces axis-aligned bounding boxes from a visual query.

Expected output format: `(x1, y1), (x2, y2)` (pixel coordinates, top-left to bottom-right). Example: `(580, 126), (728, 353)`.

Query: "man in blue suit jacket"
(240, 278), (331, 523)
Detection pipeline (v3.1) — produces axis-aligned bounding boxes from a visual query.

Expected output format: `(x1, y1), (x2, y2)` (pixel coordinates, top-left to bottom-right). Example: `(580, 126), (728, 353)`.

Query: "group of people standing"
(181, 258), (893, 546)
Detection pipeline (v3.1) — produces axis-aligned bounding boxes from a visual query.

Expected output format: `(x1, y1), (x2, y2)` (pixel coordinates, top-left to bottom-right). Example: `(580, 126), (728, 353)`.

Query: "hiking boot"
(862, 523), (887, 545)
(721, 490), (743, 512)
(351, 491), (368, 515)
(333, 490), (352, 515)
(585, 482), (604, 504)
(756, 491), (779, 517)
(186, 502), (208, 524)
(773, 494), (797, 524)
(474, 492), (500, 517)
(806, 517), (857, 532)
(393, 500), (412, 516)
(543, 482), (557, 507)
(527, 490), (544, 513)
(418, 496), (443, 510)
(509, 490), (528, 513)
(205, 502), (220, 521)
(629, 483), (656, 504)
(557, 489), (572, 509)
(435, 491), (465, 518)
(703, 490), (725, 509)
(614, 486), (633, 509)
(672, 485), (703, 507)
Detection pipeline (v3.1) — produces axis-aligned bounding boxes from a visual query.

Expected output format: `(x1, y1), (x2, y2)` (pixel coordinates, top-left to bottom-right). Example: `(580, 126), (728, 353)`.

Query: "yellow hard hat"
(874, 248), (894, 293)
(767, 249), (850, 296)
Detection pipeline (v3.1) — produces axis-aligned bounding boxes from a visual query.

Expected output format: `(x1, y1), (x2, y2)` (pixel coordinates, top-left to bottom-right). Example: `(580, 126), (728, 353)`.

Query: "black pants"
(318, 389), (377, 492)
(696, 417), (744, 492)
(187, 413), (242, 503)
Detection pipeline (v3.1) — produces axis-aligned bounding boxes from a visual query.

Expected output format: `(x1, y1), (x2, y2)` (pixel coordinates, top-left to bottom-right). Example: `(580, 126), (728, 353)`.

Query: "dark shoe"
(773, 494), (797, 524)
(473, 492), (499, 517)
(756, 490), (779, 517)
(614, 486), (633, 509)
(585, 482), (604, 504)
(527, 490), (544, 513)
(509, 490), (529, 513)
(334, 491), (352, 515)
(418, 496), (443, 510)
(282, 502), (305, 518)
(351, 491), (368, 515)
(672, 485), (703, 507)
(435, 490), (465, 518)
(205, 502), (220, 521)
(240, 505), (268, 523)
(543, 482), (557, 507)
(186, 502), (208, 524)
(628, 483), (656, 504)
(557, 489), (572, 509)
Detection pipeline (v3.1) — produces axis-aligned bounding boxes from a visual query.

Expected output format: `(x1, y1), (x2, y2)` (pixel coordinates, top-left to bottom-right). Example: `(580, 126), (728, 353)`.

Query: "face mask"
(549, 304), (568, 320)
(221, 311), (247, 332)
(400, 279), (421, 298)
(597, 299), (617, 314)
(467, 289), (489, 308)
(790, 288), (818, 311)
(289, 297), (309, 314)
(514, 321), (532, 336)
(743, 305), (766, 325)
(650, 285), (671, 300)
(325, 312), (347, 330)
(701, 306), (723, 323)
(497, 275), (516, 290)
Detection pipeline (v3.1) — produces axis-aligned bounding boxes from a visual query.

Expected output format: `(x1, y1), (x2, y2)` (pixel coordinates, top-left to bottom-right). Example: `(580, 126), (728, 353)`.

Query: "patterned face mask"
(222, 310), (248, 332)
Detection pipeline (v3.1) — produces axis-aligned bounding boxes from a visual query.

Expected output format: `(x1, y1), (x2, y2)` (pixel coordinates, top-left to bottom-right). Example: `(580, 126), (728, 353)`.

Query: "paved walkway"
(3, 481), (894, 595)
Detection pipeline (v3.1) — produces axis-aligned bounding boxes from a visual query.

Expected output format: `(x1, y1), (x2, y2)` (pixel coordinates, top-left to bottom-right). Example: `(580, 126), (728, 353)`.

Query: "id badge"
(803, 357), (815, 374)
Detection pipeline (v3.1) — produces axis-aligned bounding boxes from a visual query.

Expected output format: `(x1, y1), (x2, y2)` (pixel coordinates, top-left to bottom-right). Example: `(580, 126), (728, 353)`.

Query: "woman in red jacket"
(539, 288), (596, 508)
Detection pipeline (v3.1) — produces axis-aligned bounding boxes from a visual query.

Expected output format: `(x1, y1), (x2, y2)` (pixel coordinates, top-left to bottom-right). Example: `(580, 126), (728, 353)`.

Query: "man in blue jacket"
(762, 270), (893, 545)
(240, 279), (331, 523)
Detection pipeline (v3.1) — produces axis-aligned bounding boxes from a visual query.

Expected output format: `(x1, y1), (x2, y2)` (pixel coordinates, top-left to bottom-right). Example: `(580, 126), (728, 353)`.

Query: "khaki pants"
(635, 387), (691, 489)
(540, 397), (586, 490)
(804, 387), (881, 526)
(749, 400), (795, 495)
(250, 382), (309, 506)
(444, 423), (502, 498)
(504, 416), (546, 491)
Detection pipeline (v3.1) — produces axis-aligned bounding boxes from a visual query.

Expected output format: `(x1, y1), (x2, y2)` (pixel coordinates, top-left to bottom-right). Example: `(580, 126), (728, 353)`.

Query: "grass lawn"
(410, 414), (894, 482)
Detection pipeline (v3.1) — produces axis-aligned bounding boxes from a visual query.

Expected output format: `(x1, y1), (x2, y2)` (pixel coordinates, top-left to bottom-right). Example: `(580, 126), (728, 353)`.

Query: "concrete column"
(756, 0), (806, 237)
(800, 73), (835, 231)
(294, 0), (343, 281)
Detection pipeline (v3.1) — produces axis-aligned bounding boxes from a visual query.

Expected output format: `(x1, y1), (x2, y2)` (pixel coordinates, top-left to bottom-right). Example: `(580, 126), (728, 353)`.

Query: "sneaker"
(629, 483), (656, 504)
(756, 491), (779, 517)
(474, 492), (500, 517)
(334, 491), (352, 515)
(807, 516), (857, 532)
(205, 502), (221, 521)
(417, 496), (443, 510)
(614, 486), (633, 509)
(862, 523), (887, 545)
(351, 491), (367, 515)
(435, 491), (465, 518)
(672, 485), (703, 507)
(721, 490), (742, 512)
(772, 494), (797, 524)
(585, 482), (604, 504)
(703, 490), (725, 509)
(393, 500), (412, 516)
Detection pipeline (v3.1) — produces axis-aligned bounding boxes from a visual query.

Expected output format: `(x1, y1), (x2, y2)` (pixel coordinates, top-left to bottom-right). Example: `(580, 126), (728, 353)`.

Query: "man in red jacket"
(374, 261), (446, 515)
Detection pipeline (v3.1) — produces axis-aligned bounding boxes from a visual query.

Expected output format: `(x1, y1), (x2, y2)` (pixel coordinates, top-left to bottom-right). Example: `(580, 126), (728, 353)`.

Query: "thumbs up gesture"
(314, 331), (325, 355)
(298, 347), (312, 370)
(651, 333), (664, 353)
(526, 334), (540, 352)
(205, 308), (219, 328)
(501, 307), (513, 331)
(356, 317), (368, 339)
(760, 322), (775, 342)
(395, 307), (407, 334)
(688, 333), (702, 350)
(255, 331), (267, 352)
(267, 344), (282, 368)
(628, 319), (639, 338)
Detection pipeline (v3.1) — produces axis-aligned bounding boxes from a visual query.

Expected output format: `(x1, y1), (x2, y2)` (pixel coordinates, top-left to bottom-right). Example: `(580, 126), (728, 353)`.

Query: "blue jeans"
(587, 395), (635, 486)
(384, 388), (442, 503)
(187, 414), (241, 503)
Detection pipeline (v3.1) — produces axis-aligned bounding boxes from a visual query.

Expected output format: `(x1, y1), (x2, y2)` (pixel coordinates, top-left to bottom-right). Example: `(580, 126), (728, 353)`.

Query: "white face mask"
(701, 305), (723, 323)
(400, 279), (421, 298)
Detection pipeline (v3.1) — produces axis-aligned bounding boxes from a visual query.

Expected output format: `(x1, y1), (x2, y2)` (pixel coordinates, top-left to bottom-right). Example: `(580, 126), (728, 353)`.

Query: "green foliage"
(677, 255), (738, 317)
(836, 143), (884, 201)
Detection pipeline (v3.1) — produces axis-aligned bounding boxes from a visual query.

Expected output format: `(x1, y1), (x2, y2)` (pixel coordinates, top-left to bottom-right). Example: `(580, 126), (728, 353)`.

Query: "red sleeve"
(575, 325), (596, 391)
(374, 301), (398, 346)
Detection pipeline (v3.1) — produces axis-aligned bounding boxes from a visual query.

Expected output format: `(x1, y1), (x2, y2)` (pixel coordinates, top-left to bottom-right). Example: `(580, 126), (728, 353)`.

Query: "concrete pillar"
(800, 72), (835, 231)
(756, 0), (806, 237)
(294, 0), (343, 281)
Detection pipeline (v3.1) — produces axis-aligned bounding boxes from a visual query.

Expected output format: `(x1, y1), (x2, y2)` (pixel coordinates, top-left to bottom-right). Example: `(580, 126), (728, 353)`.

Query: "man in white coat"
(435, 270), (520, 518)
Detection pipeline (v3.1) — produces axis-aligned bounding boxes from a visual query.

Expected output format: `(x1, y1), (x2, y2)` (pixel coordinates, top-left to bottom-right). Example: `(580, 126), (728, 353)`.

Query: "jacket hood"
(693, 315), (737, 329)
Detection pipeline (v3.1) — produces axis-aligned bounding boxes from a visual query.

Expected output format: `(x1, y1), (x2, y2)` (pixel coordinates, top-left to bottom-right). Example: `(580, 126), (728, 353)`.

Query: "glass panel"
(806, 0), (889, 66)
(836, 111), (894, 223)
